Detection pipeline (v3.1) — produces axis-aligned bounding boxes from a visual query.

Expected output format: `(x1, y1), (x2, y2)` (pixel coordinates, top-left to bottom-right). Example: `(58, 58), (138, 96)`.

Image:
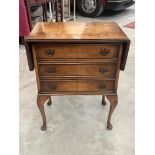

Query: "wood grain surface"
(26, 22), (129, 41)
(24, 22), (130, 130)
(38, 63), (117, 77)
(36, 44), (119, 59)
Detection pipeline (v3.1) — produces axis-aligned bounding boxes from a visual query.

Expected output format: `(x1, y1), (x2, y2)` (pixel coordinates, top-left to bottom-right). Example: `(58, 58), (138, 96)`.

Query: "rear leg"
(47, 96), (52, 106)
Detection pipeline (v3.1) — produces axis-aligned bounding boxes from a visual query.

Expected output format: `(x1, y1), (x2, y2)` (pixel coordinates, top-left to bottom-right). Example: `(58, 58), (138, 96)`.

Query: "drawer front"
(38, 63), (117, 77)
(36, 44), (119, 59)
(40, 80), (115, 93)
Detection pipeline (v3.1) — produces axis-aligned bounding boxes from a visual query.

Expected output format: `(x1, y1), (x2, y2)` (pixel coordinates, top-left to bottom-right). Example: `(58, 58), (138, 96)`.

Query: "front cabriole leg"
(106, 95), (118, 130)
(37, 95), (49, 131)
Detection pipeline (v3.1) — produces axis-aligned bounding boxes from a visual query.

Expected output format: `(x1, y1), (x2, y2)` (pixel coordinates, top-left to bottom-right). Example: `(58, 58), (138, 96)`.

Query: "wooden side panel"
(120, 41), (130, 71)
(24, 40), (34, 71)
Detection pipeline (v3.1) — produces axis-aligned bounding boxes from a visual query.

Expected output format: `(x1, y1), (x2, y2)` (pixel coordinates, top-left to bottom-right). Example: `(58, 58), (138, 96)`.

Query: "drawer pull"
(98, 83), (106, 90)
(47, 68), (56, 75)
(45, 49), (55, 56)
(100, 48), (110, 56)
(99, 67), (108, 74)
(48, 84), (57, 91)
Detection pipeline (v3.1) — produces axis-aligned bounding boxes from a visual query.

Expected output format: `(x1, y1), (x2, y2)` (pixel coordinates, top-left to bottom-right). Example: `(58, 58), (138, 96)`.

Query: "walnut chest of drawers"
(25, 22), (130, 131)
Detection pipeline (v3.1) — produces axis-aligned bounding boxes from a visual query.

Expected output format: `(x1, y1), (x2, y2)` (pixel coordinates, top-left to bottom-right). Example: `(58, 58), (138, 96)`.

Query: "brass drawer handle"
(100, 48), (110, 56)
(45, 49), (55, 56)
(98, 83), (106, 90)
(47, 68), (56, 75)
(99, 67), (108, 74)
(48, 84), (57, 91)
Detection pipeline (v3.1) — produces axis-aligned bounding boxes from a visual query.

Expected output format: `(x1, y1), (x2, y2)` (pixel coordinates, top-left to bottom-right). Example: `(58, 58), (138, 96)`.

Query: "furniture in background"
(25, 22), (130, 131)
(19, 0), (30, 44)
(25, 0), (69, 30)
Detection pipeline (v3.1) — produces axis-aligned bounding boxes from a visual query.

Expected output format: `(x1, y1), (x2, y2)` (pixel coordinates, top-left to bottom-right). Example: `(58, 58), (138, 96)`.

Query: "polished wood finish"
(40, 80), (115, 93)
(25, 22), (130, 71)
(25, 22), (130, 131)
(106, 95), (118, 130)
(37, 95), (49, 131)
(38, 63), (117, 77)
(26, 22), (128, 40)
(36, 44), (119, 59)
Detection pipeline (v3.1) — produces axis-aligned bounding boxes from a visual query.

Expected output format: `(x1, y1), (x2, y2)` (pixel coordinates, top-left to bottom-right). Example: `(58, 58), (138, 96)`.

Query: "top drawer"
(35, 44), (120, 59)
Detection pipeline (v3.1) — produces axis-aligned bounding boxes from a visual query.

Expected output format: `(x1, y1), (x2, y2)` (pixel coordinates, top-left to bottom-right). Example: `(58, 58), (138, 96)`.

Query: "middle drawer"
(38, 63), (117, 78)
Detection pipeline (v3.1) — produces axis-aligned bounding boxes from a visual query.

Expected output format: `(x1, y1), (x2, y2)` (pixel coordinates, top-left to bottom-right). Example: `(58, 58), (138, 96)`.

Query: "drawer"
(40, 80), (115, 93)
(36, 44), (119, 59)
(38, 63), (117, 77)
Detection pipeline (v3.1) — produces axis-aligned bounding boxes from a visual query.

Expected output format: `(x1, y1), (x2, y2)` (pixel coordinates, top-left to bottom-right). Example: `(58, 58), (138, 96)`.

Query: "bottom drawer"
(40, 80), (115, 93)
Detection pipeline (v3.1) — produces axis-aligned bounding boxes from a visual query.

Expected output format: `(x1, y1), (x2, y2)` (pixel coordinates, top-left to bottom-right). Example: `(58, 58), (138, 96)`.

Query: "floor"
(20, 5), (135, 155)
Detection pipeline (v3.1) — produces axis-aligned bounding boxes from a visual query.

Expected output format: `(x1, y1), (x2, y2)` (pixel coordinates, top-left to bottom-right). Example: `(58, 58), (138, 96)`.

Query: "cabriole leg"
(37, 95), (49, 131)
(47, 96), (52, 106)
(106, 95), (118, 130)
(101, 95), (106, 105)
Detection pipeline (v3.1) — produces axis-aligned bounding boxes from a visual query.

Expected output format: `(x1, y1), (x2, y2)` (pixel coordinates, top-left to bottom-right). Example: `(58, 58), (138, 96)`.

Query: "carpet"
(124, 21), (135, 29)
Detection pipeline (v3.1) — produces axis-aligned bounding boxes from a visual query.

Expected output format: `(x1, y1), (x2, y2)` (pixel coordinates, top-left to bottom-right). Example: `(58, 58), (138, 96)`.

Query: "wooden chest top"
(26, 22), (129, 41)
